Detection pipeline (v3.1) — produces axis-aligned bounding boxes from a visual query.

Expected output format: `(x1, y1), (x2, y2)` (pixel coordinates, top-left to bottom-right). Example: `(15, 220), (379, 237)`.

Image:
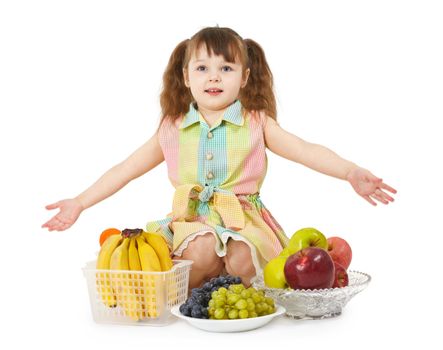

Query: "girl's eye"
(196, 66), (207, 71)
(222, 66), (233, 72)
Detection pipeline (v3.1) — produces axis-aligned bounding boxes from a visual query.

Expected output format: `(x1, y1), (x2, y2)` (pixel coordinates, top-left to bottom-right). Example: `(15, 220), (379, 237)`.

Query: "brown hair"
(158, 27), (276, 129)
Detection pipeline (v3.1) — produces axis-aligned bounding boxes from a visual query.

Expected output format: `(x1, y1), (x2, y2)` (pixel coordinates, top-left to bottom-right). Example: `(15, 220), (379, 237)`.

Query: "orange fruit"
(99, 228), (121, 246)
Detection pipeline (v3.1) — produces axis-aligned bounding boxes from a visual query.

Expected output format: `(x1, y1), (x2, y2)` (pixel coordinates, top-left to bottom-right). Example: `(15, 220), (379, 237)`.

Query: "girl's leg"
(223, 239), (257, 287)
(174, 232), (224, 289)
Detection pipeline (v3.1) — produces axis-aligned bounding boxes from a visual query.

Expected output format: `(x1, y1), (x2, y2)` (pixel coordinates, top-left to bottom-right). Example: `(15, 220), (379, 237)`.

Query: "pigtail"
(240, 39), (277, 120)
(159, 39), (192, 124)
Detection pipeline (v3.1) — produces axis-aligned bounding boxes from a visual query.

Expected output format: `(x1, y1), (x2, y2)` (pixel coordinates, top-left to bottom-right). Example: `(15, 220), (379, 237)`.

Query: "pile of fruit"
(179, 276), (276, 320)
(264, 227), (352, 290)
(96, 228), (174, 320)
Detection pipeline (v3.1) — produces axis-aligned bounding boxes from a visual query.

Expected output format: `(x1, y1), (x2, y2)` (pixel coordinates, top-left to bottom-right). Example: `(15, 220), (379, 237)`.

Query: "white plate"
(170, 304), (286, 332)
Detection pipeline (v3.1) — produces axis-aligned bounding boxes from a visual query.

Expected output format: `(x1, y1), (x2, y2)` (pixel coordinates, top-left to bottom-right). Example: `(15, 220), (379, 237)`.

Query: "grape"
(228, 309), (238, 319)
(239, 309), (249, 319)
(202, 282), (212, 291)
(227, 293), (240, 305)
(217, 287), (228, 295)
(247, 301), (255, 312)
(214, 308), (225, 319)
(255, 302), (264, 314)
(180, 274), (243, 319)
(178, 275), (277, 320)
(191, 305), (202, 318)
(179, 303), (189, 316)
(215, 299), (225, 308)
(205, 282), (277, 319)
(229, 284), (244, 294)
(241, 289), (251, 299)
(235, 299), (247, 310)
(265, 297), (275, 306)
(252, 292), (262, 303)
(208, 306), (215, 316)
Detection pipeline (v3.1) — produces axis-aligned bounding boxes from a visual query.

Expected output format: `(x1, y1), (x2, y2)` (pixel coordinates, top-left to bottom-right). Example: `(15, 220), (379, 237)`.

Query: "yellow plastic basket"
(83, 260), (193, 326)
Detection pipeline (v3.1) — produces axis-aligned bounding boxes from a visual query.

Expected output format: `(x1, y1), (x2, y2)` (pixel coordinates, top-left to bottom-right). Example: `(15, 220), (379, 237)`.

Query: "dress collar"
(179, 100), (244, 129)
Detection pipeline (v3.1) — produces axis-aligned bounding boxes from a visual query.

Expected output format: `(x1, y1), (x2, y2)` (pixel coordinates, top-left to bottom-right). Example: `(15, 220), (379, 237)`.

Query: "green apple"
(263, 256), (288, 288)
(279, 247), (292, 258)
(287, 227), (328, 255)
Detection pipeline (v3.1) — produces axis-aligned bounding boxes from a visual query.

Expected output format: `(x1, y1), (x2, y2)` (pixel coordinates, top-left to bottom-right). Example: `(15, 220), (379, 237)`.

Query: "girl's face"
(184, 45), (249, 115)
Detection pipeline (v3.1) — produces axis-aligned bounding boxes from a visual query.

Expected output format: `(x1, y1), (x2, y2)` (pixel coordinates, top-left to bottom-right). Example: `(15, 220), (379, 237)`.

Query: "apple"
(264, 256), (288, 288)
(287, 227), (328, 255)
(332, 261), (349, 288)
(284, 247), (335, 290)
(279, 247), (292, 258)
(327, 236), (352, 270)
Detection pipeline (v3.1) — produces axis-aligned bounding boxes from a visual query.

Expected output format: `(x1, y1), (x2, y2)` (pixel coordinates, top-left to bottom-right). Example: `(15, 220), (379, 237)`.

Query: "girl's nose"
(209, 72), (221, 82)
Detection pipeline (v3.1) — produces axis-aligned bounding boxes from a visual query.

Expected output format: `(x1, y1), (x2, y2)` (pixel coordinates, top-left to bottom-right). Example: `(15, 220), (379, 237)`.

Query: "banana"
(136, 236), (162, 272)
(109, 237), (141, 321)
(142, 231), (173, 271)
(128, 237), (147, 319)
(136, 236), (163, 317)
(96, 234), (122, 307)
(141, 231), (178, 304)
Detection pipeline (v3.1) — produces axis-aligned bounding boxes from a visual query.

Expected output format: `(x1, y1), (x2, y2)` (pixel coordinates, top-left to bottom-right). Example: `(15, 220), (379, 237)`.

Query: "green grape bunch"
(207, 283), (276, 320)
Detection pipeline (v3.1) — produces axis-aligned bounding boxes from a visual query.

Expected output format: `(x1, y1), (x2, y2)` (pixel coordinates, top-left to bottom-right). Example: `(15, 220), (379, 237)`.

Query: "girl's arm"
(42, 131), (165, 231)
(264, 117), (357, 179)
(263, 116), (396, 205)
(76, 131), (164, 210)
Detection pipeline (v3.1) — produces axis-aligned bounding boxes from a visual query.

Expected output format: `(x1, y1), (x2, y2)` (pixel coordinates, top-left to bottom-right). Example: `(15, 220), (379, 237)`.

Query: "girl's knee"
(224, 240), (256, 278)
(180, 233), (223, 272)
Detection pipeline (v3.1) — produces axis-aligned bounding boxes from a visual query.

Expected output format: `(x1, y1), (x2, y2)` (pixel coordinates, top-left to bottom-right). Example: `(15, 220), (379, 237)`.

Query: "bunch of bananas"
(96, 228), (174, 320)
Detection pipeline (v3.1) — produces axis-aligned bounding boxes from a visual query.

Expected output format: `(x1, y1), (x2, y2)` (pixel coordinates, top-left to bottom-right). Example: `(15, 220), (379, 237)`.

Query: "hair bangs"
(188, 27), (247, 65)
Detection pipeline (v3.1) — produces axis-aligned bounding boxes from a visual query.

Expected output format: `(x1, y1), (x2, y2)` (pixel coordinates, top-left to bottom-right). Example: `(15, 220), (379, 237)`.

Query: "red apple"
(327, 236), (352, 270)
(332, 261), (349, 288)
(284, 247), (335, 290)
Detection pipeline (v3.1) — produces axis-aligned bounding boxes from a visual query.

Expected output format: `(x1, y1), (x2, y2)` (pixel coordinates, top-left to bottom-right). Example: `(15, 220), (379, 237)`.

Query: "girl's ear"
(241, 68), (250, 88)
(183, 68), (190, 87)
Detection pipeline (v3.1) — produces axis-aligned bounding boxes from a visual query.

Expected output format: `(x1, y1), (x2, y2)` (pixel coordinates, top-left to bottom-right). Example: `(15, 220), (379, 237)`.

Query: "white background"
(1, 0), (442, 349)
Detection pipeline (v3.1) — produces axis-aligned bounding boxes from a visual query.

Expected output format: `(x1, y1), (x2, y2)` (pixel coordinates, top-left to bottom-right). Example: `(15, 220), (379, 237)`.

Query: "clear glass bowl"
(251, 270), (371, 320)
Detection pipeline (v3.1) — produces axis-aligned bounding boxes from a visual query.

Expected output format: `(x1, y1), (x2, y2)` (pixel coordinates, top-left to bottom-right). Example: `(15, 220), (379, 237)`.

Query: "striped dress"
(146, 100), (289, 273)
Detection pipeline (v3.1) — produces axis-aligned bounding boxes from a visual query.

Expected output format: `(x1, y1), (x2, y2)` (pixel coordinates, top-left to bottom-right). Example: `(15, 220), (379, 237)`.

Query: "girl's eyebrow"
(192, 59), (236, 65)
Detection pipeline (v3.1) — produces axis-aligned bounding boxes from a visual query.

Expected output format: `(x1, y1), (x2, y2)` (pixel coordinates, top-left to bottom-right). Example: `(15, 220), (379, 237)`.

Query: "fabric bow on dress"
(172, 183), (245, 231)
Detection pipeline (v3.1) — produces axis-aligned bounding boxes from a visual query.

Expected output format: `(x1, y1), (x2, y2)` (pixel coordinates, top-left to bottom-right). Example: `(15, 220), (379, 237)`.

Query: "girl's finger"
(45, 202), (60, 210)
(52, 220), (65, 231)
(380, 182), (397, 194)
(371, 174), (382, 181)
(379, 189), (395, 202)
(59, 222), (71, 231)
(46, 217), (63, 231)
(371, 192), (389, 204)
(54, 217), (68, 229)
(362, 194), (377, 206)
(42, 218), (56, 229)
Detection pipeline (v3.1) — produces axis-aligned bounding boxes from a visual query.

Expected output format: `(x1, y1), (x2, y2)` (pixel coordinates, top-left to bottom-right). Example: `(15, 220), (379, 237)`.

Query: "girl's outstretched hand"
(346, 167), (397, 206)
(42, 198), (84, 231)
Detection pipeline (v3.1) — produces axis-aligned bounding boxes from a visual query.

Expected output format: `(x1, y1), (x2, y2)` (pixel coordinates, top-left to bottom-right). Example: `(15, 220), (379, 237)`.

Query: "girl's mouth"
(205, 88), (223, 96)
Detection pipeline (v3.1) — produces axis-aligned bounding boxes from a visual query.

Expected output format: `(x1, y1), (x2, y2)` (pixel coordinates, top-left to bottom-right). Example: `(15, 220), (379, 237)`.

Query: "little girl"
(42, 26), (396, 288)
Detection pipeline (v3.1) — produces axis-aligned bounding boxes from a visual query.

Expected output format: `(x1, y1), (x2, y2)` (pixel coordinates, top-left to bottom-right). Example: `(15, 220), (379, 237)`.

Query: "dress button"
(206, 152), (213, 160)
(206, 171), (214, 179)
(207, 131), (213, 139)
